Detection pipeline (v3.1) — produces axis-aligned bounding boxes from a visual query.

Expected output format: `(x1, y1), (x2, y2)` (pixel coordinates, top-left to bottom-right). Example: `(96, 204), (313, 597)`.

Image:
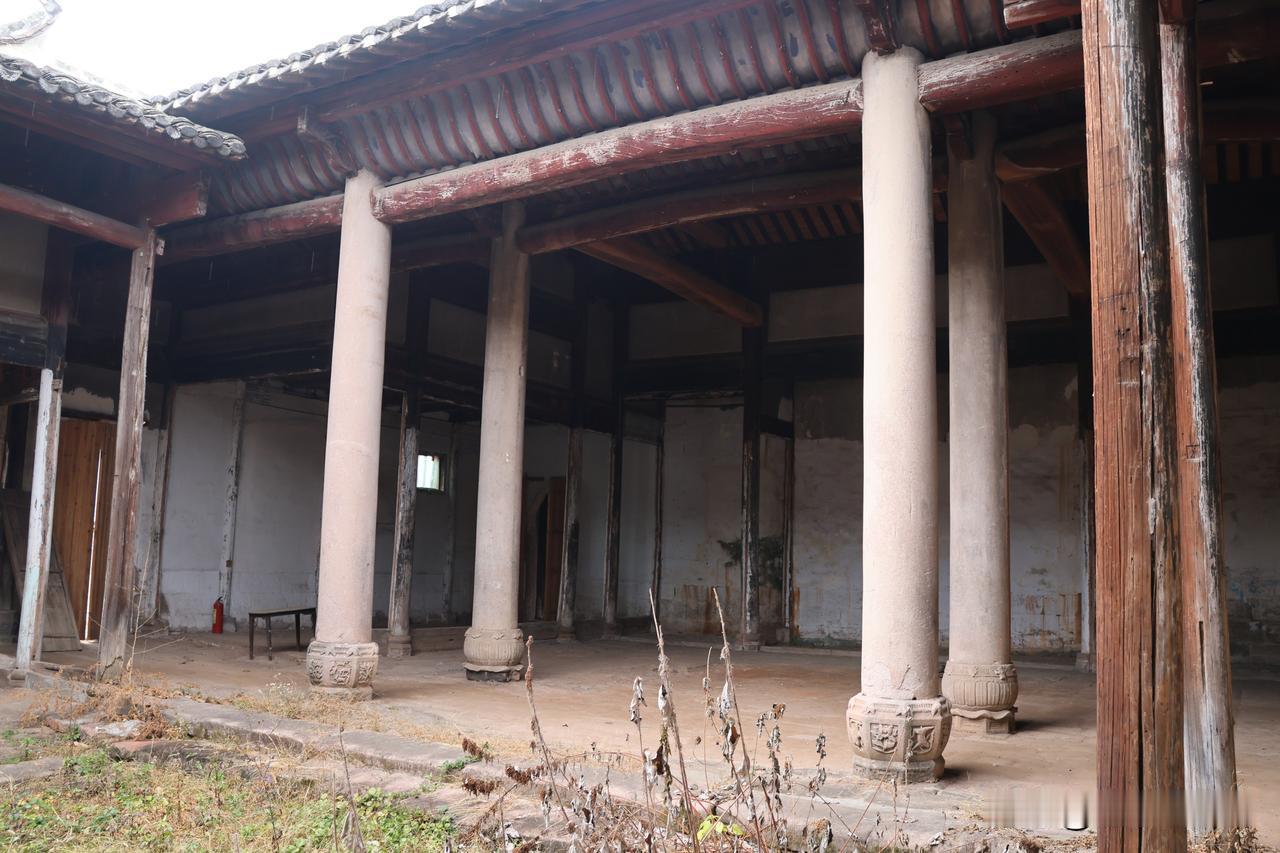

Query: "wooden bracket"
(297, 106), (358, 178)
(853, 0), (899, 54)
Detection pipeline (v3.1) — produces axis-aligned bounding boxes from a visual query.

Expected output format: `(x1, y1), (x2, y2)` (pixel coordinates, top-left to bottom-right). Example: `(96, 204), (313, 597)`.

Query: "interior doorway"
(52, 417), (115, 641)
(519, 476), (565, 623)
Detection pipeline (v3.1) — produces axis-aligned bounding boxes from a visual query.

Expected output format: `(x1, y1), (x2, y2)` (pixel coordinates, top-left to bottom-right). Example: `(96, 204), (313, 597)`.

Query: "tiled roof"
(0, 54), (247, 160)
(155, 0), (576, 116)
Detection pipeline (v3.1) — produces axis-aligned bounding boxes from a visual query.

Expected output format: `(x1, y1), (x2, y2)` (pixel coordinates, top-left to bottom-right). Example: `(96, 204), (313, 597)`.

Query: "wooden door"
(542, 478), (566, 622)
(52, 418), (115, 640)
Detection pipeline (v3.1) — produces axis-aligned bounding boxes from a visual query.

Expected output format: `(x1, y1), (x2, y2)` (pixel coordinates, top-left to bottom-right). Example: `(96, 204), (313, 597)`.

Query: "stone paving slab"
(159, 697), (468, 776)
(0, 755), (63, 784)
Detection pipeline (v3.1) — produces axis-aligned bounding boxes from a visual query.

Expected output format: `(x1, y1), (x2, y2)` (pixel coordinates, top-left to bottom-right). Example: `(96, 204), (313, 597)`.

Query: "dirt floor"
(36, 631), (1280, 843)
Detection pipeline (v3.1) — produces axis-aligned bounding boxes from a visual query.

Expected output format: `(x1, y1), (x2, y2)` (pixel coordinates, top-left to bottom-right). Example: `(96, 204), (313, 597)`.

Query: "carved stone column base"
(847, 694), (951, 783)
(951, 707), (1015, 734)
(463, 626), (525, 680)
(386, 633), (413, 659)
(941, 661), (1018, 724)
(306, 640), (379, 698)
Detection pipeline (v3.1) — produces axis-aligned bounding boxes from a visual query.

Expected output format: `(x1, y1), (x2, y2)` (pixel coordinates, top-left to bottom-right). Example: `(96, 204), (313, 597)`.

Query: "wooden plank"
(53, 418), (116, 642)
(576, 238), (762, 327)
(1160, 7), (1237, 832)
(999, 178), (1090, 299)
(0, 181), (145, 249)
(97, 226), (161, 679)
(1082, 0), (1185, 846)
(650, 401), (665, 627)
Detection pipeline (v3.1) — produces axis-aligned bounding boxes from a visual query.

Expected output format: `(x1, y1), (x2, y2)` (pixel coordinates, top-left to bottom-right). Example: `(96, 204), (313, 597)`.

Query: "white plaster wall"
(226, 398), (326, 622)
(574, 430), (612, 621)
(1219, 357), (1280, 650)
(157, 383), (239, 628)
(656, 403), (742, 636)
(0, 214), (48, 317)
(618, 438), (658, 620)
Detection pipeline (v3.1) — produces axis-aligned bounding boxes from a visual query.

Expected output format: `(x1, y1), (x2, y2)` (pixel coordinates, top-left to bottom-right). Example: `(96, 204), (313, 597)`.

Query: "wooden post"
(1081, 0), (1186, 845)
(601, 304), (627, 636)
(14, 232), (73, 671)
(556, 287), (589, 639)
(217, 381), (247, 611)
(1160, 0), (1237, 832)
(98, 226), (161, 679)
(740, 321), (764, 649)
(14, 370), (63, 671)
(650, 401), (665, 627)
(387, 387), (420, 658)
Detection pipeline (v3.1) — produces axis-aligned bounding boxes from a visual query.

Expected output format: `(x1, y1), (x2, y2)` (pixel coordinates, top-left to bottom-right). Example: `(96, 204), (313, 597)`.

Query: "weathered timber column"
(464, 201), (530, 681)
(14, 368), (63, 672)
(846, 47), (950, 782)
(99, 226), (161, 679)
(1161, 1), (1237, 832)
(1082, 0), (1186, 845)
(305, 169), (391, 698)
(941, 113), (1018, 735)
(601, 304), (627, 637)
(556, 289), (589, 639)
(387, 388), (420, 659)
(740, 321), (764, 650)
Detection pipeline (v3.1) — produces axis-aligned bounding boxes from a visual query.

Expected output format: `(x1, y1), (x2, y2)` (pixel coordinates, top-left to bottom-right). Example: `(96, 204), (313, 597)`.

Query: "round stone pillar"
(305, 169), (391, 698)
(846, 47), (951, 782)
(941, 113), (1019, 733)
(464, 202), (530, 681)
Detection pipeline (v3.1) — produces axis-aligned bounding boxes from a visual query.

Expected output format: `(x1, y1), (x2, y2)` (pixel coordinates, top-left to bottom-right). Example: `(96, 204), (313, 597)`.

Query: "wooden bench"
(247, 607), (316, 661)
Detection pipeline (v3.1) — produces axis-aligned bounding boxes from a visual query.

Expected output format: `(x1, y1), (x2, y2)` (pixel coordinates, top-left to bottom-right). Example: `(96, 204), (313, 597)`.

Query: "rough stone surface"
(0, 756), (64, 784)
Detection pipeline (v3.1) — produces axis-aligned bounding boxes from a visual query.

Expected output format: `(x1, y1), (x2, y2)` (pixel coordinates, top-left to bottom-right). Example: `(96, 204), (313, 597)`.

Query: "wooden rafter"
(999, 178), (1089, 299)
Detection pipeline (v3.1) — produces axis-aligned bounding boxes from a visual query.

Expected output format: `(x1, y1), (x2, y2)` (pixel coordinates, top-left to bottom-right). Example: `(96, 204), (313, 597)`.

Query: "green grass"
(1, 748), (456, 852)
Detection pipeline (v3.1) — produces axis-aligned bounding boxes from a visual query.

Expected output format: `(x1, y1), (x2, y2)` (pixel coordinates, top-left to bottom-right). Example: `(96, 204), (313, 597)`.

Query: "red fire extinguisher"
(212, 597), (224, 634)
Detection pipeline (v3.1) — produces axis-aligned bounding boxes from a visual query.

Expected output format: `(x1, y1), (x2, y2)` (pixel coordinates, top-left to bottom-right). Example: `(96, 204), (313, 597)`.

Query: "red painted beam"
(0, 181), (146, 249)
(164, 195), (343, 261)
(371, 79), (865, 225)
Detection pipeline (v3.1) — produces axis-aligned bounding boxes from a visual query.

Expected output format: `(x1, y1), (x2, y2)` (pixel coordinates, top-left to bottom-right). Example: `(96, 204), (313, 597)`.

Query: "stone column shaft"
(464, 202), (530, 680)
(306, 169), (391, 698)
(847, 47), (950, 782)
(941, 113), (1019, 734)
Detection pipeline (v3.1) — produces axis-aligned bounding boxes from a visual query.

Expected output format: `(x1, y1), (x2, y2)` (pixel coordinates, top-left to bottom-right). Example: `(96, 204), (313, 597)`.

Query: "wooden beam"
(517, 169), (863, 255)
(555, 283), (589, 637)
(1082, 0), (1185, 845)
(386, 387), (420, 658)
(372, 79), (865, 225)
(0, 181), (145, 249)
(997, 103), (1280, 182)
(115, 171), (210, 228)
(999, 178), (1090, 299)
(739, 316), (764, 649)
(98, 226), (161, 679)
(1003, 0), (1079, 29)
(575, 238), (762, 327)
(1161, 5), (1238, 832)
(162, 195), (344, 262)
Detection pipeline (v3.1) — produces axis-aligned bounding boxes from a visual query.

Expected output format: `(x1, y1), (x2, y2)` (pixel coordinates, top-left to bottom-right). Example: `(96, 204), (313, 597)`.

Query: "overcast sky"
(11, 0), (419, 96)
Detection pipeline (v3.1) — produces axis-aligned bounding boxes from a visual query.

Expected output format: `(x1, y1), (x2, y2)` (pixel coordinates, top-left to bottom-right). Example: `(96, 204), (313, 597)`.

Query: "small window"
(416, 453), (445, 492)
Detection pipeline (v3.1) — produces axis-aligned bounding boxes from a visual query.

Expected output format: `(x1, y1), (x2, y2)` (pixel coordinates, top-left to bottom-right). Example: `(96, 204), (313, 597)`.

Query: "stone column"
(305, 169), (391, 698)
(846, 47), (951, 782)
(940, 113), (1019, 734)
(464, 202), (530, 681)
